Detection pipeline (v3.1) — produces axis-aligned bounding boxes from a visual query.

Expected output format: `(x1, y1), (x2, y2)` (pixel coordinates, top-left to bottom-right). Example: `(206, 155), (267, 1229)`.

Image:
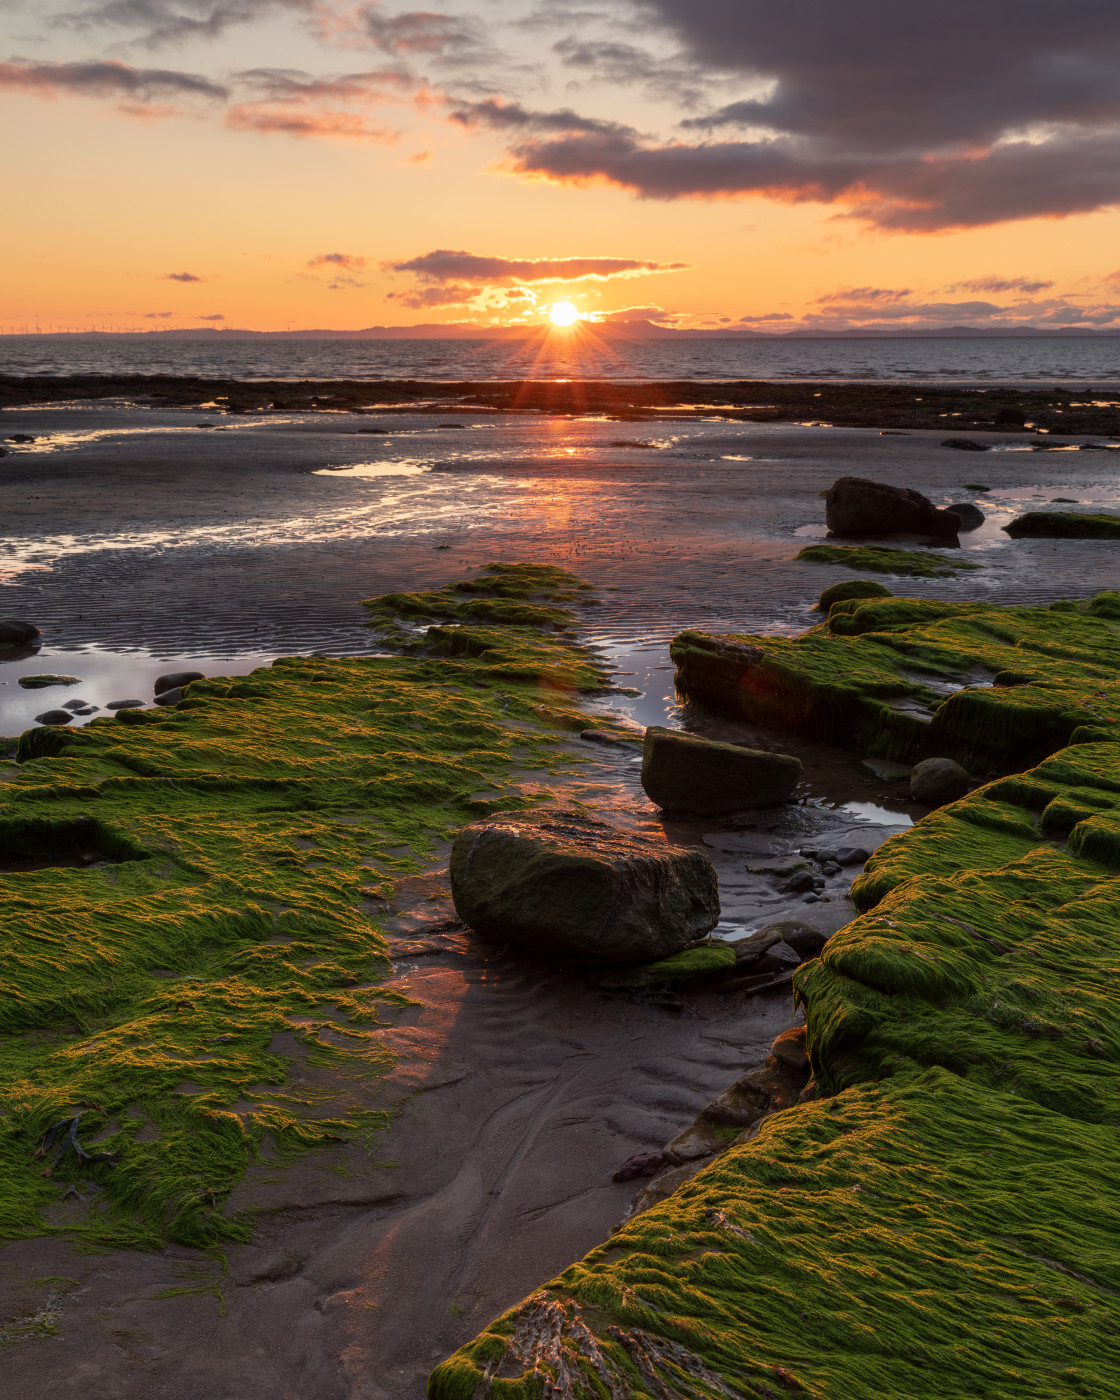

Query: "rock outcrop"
(450, 811), (719, 962)
(640, 726), (802, 814)
(825, 476), (963, 538)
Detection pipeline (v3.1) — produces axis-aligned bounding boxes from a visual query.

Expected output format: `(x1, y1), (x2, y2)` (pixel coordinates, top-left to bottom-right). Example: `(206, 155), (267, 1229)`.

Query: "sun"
(548, 300), (580, 327)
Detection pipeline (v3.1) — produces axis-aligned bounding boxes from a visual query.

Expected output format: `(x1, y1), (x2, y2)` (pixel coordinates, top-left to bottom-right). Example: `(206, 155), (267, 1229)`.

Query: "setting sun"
(548, 301), (580, 327)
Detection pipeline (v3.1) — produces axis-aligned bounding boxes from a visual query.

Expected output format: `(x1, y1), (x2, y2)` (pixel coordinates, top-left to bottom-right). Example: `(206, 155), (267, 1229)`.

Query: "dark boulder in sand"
(941, 438), (990, 451)
(825, 476), (962, 538)
(910, 756), (972, 806)
(770, 1025), (810, 1072)
(641, 726), (802, 813)
(0, 619), (41, 646)
(154, 670), (206, 696)
(950, 502), (985, 531)
(766, 920), (830, 958)
(450, 810), (718, 963)
(816, 578), (891, 612)
(994, 407), (1027, 426)
(34, 709), (73, 725)
(154, 687), (184, 706)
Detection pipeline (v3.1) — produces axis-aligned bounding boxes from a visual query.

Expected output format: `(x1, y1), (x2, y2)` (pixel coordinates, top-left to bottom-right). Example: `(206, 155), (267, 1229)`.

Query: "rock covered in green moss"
(797, 542), (982, 577)
(18, 674), (80, 689)
(1004, 510), (1120, 538)
(671, 591), (1120, 769)
(816, 577), (892, 611)
(450, 811), (719, 963)
(640, 725), (802, 813)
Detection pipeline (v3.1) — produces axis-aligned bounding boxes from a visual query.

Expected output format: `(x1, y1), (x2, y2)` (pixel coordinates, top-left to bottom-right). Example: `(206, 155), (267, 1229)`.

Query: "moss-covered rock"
(0, 566), (602, 1250)
(450, 812), (719, 963)
(796, 543), (982, 577)
(816, 578), (892, 611)
(671, 592), (1120, 769)
(1004, 510), (1120, 538)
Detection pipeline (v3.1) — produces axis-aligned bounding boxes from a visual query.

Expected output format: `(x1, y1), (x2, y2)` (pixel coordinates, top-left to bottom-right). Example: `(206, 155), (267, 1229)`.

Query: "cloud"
(386, 249), (688, 284)
(223, 65), (417, 140)
(307, 252), (367, 270)
(51, 0), (314, 49)
(163, 271), (204, 281)
(0, 57), (227, 102)
(448, 98), (628, 137)
(197, 312), (225, 319)
(144, 310), (173, 317)
(739, 311), (792, 321)
(945, 275), (1055, 294)
(385, 282), (478, 308)
(451, 1), (1120, 230)
(344, 5), (487, 59)
(816, 286), (911, 305)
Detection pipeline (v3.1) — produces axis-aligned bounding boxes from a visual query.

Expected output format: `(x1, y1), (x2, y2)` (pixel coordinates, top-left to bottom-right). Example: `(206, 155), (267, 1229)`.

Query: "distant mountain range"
(8, 320), (1120, 340)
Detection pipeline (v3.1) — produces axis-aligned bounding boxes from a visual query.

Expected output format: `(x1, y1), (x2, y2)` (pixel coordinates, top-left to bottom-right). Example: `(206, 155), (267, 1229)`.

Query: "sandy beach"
(1, 392), (1118, 1398)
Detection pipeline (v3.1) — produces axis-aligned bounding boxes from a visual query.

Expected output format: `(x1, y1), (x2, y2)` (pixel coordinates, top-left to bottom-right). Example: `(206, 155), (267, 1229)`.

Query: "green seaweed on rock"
(671, 591), (1120, 769)
(796, 544), (982, 577)
(0, 568), (599, 1251)
(1003, 510), (1120, 539)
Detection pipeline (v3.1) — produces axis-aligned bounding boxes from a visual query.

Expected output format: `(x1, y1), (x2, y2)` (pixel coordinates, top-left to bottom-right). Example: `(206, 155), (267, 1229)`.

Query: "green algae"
(432, 604), (1120, 1400)
(796, 544), (982, 577)
(594, 944), (736, 991)
(814, 578), (891, 611)
(429, 1070), (1120, 1400)
(671, 591), (1120, 769)
(17, 676), (81, 690)
(1004, 511), (1120, 539)
(0, 567), (598, 1252)
(362, 562), (595, 639)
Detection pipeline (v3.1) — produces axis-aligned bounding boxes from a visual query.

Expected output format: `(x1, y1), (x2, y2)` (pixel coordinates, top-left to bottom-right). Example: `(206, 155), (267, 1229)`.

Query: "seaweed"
(0, 567), (598, 1251)
(1004, 511), (1120, 539)
(796, 544), (982, 577)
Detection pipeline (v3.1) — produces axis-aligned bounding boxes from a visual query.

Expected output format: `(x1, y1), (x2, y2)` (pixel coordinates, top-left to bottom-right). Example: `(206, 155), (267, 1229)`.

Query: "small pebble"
(106, 699), (145, 710)
(801, 893), (819, 904)
(821, 862), (840, 876)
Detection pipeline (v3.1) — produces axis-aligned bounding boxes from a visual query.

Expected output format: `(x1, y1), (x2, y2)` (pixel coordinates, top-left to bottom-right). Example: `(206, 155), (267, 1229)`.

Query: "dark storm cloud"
(505, 124), (1120, 230)
(0, 57), (227, 100)
(498, 0), (1120, 229)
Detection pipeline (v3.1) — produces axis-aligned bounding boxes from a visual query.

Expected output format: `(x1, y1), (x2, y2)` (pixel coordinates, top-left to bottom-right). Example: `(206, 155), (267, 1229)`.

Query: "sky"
(3, 0), (1120, 333)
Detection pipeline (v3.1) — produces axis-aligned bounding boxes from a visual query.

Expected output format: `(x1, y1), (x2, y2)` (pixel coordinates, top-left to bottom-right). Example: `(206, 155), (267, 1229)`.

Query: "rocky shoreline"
(3, 373), (1120, 437)
(430, 581), (1120, 1399)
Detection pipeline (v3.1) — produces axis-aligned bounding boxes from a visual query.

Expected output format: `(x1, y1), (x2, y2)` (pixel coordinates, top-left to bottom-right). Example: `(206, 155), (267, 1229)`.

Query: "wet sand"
(0, 398), (1118, 1397)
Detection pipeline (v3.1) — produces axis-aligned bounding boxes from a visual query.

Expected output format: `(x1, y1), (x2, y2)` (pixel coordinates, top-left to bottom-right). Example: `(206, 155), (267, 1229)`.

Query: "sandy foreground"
(0, 400), (1118, 1399)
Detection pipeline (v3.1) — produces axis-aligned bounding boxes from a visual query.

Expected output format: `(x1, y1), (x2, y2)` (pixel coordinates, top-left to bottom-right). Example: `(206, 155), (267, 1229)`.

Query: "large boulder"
(825, 476), (962, 538)
(641, 726), (802, 813)
(450, 811), (718, 963)
(0, 619), (40, 646)
(910, 756), (972, 806)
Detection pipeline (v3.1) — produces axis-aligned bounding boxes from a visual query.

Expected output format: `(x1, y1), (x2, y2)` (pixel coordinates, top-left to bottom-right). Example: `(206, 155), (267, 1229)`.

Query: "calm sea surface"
(2, 334), (1120, 384)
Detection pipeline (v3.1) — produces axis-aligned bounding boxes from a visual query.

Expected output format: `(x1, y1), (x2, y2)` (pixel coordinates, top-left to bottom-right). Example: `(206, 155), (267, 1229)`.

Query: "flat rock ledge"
(449, 810), (719, 963)
(641, 725), (803, 814)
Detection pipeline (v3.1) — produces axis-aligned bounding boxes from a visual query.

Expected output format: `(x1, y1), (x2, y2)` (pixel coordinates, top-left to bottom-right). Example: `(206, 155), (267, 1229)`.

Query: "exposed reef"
(1004, 510), (1120, 538)
(0, 565), (600, 1251)
(430, 611), (1120, 1400)
(795, 544), (981, 577)
(670, 590), (1120, 770)
(3, 374), (1120, 434)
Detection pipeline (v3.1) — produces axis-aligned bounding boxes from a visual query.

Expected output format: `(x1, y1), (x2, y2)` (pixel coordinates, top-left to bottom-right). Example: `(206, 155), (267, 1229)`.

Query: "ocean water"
(3, 333), (1120, 385)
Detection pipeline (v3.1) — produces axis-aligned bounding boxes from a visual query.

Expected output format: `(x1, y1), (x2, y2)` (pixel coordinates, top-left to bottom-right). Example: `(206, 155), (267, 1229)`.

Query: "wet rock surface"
(640, 724), (803, 814)
(0, 618), (41, 646)
(450, 810), (719, 962)
(154, 669), (206, 695)
(825, 475), (963, 538)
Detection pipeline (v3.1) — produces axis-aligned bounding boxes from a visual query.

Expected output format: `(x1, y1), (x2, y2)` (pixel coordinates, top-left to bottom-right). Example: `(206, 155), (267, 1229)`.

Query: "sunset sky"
(4, 0), (1120, 333)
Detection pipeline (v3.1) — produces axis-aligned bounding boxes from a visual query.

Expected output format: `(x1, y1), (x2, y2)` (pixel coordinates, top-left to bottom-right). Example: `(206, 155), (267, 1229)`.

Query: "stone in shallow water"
(18, 674), (80, 690)
(0, 619), (40, 646)
(641, 726), (802, 814)
(449, 810), (718, 963)
(910, 756), (972, 806)
(34, 709), (73, 725)
(825, 475), (963, 537)
(154, 670), (206, 696)
(106, 699), (146, 711)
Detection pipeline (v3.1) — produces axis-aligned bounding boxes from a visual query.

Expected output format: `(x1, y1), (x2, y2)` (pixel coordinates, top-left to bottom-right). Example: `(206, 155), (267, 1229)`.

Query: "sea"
(3, 333), (1120, 384)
